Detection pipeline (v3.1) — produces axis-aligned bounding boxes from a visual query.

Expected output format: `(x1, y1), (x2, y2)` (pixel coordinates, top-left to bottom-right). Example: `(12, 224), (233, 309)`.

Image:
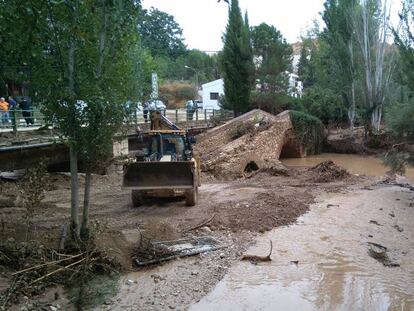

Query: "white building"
(288, 73), (303, 98)
(201, 78), (224, 110)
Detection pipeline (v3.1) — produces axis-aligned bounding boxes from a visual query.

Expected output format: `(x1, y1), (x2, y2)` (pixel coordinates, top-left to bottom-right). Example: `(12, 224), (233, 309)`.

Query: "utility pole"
(185, 65), (198, 91)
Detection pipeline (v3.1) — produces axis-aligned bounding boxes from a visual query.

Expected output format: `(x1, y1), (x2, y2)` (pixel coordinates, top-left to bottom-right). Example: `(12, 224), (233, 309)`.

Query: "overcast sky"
(142, 0), (402, 52)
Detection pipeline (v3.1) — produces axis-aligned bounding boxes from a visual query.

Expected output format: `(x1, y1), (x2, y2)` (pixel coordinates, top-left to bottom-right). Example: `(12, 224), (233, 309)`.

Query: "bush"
(300, 87), (348, 126)
(159, 82), (197, 109)
(383, 101), (414, 173)
(289, 110), (325, 154)
(230, 122), (255, 140)
(249, 92), (300, 114)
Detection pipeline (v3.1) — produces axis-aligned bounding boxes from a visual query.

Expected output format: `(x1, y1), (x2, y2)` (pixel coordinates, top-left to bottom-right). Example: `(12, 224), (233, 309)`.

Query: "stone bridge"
(195, 110), (306, 179)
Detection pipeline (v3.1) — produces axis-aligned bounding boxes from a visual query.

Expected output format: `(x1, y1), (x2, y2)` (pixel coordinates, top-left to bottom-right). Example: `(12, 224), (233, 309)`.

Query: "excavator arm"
(150, 111), (182, 131)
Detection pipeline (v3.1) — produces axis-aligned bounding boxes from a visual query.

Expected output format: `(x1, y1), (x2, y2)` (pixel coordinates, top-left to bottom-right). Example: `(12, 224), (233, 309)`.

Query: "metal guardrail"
(124, 108), (233, 126)
(0, 109), (46, 131)
(0, 108), (234, 132)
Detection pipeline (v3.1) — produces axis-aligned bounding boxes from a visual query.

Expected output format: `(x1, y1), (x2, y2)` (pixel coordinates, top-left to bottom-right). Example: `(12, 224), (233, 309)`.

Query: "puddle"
(281, 153), (414, 182)
(190, 187), (414, 311)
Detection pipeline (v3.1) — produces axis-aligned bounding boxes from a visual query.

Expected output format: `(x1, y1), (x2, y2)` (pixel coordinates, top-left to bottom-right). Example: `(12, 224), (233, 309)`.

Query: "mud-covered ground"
(0, 163), (363, 310)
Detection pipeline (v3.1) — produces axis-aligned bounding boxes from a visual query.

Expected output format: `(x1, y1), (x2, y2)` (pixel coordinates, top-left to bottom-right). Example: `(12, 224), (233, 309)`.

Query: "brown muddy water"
(281, 153), (414, 183)
(190, 186), (414, 311)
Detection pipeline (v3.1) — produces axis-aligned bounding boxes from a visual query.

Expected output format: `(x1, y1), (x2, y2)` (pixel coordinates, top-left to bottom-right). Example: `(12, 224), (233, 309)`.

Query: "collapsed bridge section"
(195, 109), (308, 179)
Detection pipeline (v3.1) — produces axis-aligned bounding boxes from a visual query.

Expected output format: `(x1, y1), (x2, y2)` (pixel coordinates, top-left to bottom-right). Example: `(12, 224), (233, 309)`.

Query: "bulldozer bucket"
(123, 161), (195, 190)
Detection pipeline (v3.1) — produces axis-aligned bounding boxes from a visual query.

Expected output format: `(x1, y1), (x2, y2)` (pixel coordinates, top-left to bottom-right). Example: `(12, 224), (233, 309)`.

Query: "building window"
(210, 92), (219, 100)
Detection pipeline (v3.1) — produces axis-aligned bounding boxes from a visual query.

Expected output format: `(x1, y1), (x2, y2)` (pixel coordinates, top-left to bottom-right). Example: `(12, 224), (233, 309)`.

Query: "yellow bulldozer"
(123, 111), (200, 207)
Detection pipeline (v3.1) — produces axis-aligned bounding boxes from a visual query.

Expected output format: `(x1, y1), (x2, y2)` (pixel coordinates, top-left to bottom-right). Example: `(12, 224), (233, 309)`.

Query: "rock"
(201, 226), (212, 233)
(393, 224), (404, 232)
(49, 306), (58, 311)
(191, 271), (199, 276)
(219, 253), (225, 259)
(126, 279), (134, 285)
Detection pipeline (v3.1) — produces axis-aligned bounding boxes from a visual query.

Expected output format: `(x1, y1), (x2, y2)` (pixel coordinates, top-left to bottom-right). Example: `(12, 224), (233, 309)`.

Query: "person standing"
(19, 97), (34, 126)
(0, 97), (10, 125)
(143, 102), (149, 123)
(186, 100), (194, 120)
(8, 96), (17, 128)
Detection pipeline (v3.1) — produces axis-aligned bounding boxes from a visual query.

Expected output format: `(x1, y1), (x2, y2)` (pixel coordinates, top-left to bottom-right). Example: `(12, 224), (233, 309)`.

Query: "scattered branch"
(182, 214), (216, 233)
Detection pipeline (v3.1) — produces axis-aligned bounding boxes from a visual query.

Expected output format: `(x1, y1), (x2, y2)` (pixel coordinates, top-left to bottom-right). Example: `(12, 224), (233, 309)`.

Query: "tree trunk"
(96, 0), (108, 78)
(69, 145), (79, 238)
(348, 83), (356, 136)
(68, 40), (75, 96)
(80, 170), (91, 240)
(68, 32), (78, 239)
(348, 39), (356, 137)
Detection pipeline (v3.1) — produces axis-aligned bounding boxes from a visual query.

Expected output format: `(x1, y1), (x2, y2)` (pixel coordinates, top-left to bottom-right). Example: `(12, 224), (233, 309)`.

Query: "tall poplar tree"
(322, 0), (358, 134)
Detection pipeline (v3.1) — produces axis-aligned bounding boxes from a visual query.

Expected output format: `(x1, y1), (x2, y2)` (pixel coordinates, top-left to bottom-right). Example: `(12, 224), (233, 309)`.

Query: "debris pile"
(195, 110), (305, 179)
(367, 242), (400, 267)
(308, 160), (351, 183)
(134, 236), (223, 267)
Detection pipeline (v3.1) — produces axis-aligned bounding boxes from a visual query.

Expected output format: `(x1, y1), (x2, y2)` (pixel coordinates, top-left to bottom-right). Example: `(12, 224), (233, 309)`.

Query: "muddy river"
(190, 186), (414, 311)
(281, 153), (414, 183)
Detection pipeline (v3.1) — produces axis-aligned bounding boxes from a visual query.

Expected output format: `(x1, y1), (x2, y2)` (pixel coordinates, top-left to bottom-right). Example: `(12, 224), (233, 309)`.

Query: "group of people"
(0, 96), (34, 127)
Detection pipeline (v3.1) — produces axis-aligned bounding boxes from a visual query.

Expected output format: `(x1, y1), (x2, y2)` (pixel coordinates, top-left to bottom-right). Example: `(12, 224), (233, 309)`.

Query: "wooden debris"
(241, 240), (273, 263)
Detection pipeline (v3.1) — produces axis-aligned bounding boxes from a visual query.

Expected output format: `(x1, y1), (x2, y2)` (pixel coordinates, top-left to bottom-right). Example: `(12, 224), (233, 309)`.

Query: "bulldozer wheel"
(185, 187), (198, 206)
(131, 190), (145, 207)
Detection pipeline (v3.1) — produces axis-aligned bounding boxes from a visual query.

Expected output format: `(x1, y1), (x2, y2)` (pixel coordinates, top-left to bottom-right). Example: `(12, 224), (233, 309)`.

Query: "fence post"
(175, 109), (178, 124)
(204, 109), (207, 121)
(12, 110), (18, 134)
(213, 109), (215, 118)
(195, 109), (198, 121)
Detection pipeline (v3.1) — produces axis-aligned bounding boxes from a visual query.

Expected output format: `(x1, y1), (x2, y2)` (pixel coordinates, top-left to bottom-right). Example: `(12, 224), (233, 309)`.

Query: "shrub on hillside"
(159, 82), (197, 109)
(249, 91), (303, 114)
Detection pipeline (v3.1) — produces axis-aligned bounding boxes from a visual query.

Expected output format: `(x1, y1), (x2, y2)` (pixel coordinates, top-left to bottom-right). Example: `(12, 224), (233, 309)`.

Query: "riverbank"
(190, 183), (414, 311)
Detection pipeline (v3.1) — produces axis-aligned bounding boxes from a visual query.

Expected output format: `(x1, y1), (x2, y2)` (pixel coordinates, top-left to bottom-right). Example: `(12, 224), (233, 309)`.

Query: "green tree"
(243, 11), (255, 90)
(384, 0), (414, 172)
(301, 86), (347, 126)
(321, 0), (359, 133)
(185, 49), (221, 85)
(393, 0), (414, 91)
(138, 7), (187, 59)
(351, 0), (396, 132)
(1, 0), (141, 239)
(220, 0), (252, 115)
(0, 1), (46, 96)
(297, 38), (318, 89)
(250, 23), (292, 94)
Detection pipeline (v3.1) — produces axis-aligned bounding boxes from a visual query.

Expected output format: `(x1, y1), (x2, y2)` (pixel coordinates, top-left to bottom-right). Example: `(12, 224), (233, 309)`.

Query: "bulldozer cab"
(146, 132), (191, 162)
